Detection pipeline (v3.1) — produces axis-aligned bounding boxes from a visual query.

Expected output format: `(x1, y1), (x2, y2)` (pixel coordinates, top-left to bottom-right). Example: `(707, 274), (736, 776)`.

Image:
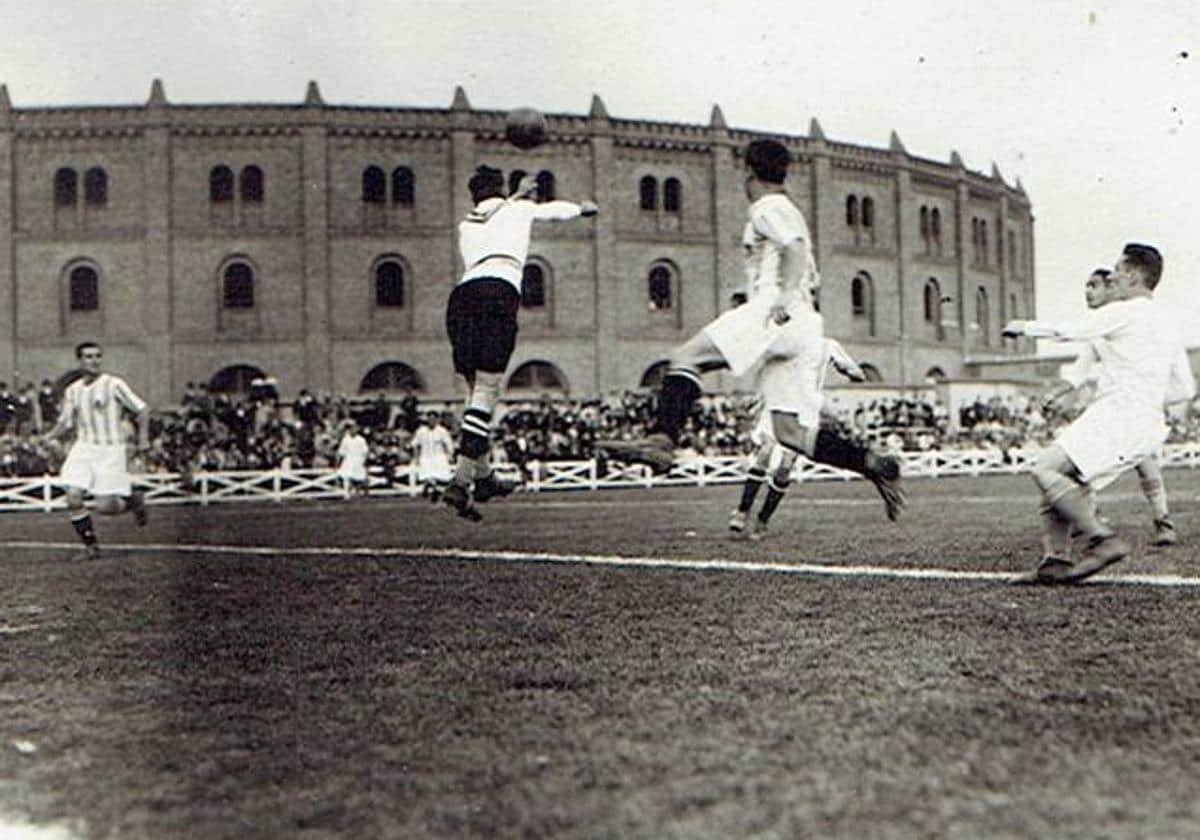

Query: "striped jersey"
(63, 373), (147, 446)
(458, 197), (585, 292)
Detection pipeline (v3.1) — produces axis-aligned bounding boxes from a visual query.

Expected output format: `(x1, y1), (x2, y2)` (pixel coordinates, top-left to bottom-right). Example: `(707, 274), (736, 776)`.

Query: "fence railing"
(3, 442), (1200, 513)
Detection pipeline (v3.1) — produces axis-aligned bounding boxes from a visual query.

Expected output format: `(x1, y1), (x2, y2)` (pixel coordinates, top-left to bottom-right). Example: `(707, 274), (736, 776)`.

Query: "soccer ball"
(505, 107), (547, 150)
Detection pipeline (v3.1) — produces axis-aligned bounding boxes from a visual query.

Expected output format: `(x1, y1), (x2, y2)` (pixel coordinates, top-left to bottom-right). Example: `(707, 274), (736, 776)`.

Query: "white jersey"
(458, 197), (584, 292)
(741, 193), (815, 300)
(1026, 296), (1194, 414)
(62, 373), (147, 447)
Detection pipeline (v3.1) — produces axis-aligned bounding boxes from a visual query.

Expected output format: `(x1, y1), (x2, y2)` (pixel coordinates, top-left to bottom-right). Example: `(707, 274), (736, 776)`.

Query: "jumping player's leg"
(64, 486), (99, 559)
(654, 331), (728, 443)
(754, 446), (801, 536)
(769, 411), (904, 521)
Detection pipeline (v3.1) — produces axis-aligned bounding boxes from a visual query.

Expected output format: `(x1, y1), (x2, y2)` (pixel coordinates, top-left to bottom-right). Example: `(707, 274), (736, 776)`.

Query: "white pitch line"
(5, 540), (1200, 588)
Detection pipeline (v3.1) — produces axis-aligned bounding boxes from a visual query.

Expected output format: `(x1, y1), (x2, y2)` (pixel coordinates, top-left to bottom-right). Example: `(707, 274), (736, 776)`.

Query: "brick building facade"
(0, 81), (1036, 405)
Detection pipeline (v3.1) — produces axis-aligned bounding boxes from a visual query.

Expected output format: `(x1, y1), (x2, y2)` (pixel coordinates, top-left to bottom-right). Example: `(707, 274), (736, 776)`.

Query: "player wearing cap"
(42, 341), (150, 560)
(1004, 243), (1195, 583)
(443, 165), (598, 521)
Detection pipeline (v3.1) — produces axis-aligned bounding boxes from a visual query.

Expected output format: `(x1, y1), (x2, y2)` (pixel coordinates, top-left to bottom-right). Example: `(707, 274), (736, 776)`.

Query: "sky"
(2, 0), (1196, 348)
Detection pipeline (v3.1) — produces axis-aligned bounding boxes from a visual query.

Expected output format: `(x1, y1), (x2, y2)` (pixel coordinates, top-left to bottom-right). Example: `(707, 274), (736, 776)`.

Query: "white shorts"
(1055, 398), (1167, 487)
(416, 455), (452, 483)
(754, 310), (826, 424)
(704, 296), (786, 377)
(60, 442), (131, 496)
(750, 409), (775, 449)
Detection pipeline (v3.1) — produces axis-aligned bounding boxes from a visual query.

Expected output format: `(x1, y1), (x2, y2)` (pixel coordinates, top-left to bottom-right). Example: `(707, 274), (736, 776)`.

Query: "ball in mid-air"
(505, 107), (547, 150)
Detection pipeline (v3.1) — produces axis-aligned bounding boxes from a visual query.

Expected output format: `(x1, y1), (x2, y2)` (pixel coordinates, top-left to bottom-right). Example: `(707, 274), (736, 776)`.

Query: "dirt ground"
(2, 471), (1199, 838)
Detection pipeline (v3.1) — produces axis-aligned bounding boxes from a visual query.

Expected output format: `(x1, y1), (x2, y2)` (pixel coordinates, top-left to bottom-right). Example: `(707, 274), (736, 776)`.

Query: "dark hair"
(744, 139), (790, 184)
(1090, 267), (1111, 279)
(468, 165), (505, 204)
(74, 340), (101, 359)
(1122, 243), (1163, 289)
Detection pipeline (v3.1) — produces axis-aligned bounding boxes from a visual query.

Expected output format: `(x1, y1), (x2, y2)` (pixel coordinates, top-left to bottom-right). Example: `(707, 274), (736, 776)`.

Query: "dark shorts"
(446, 278), (521, 377)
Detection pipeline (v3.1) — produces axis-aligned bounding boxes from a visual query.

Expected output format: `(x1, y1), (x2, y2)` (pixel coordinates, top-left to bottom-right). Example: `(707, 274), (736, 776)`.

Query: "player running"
(1037, 268), (1181, 567)
(443, 165), (598, 521)
(1003, 243), (1194, 584)
(730, 336), (866, 539)
(600, 138), (903, 519)
(42, 341), (150, 560)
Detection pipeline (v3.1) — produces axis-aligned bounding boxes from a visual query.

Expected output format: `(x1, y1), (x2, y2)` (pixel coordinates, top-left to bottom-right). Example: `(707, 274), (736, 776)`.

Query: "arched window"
(648, 264), (673, 310)
(360, 362), (424, 392)
(209, 166), (234, 203)
(507, 360), (569, 392)
(1009, 293), (1018, 319)
(361, 166), (386, 203)
(851, 271), (876, 337)
(975, 286), (990, 346)
(980, 220), (989, 265)
(859, 363), (884, 383)
(69, 266), (99, 311)
(375, 260), (405, 308)
(640, 175), (658, 211)
(919, 206), (930, 240)
(1007, 230), (1017, 269)
(845, 195), (859, 226)
(923, 279), (940, 323)
(54, 168), (78, 207)
(84, 168), (108, 206)
(535, 170), (556, 202)
(930, 207), (942, 250)
(392, 166), (414, 206)
(508, 169), (528, 197)
(851, 275), (867, 316)
(209, 364), (267, 394)
(640, 360), (669, 390)
(240, 165), (264, 203)
(663, 177), (682, 213)
(223, 262), (255, 308)
(925, 366), (947, 382)
(521, 264), (546, 308)
(861, 196), (875, 229)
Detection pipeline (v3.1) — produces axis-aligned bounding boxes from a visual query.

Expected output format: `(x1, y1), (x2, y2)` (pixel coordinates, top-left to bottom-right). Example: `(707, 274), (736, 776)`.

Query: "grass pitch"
(2, 471), (1200, 838)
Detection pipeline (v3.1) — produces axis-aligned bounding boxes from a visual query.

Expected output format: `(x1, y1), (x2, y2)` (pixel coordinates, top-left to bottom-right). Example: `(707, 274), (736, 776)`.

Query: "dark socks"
(738, 467), (766, 513)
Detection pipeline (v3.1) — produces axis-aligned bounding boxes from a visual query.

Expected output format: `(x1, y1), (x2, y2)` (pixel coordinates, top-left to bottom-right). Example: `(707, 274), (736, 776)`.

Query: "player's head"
(74, 341), (103, 376)
(1113, 242), (1163, 292)
(1084, 268), (1111, 309)
(468, 165), (506, 204)
(743, 139), (790, 195)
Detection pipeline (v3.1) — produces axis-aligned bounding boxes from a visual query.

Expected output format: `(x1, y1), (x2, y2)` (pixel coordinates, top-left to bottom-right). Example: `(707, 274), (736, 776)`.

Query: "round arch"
(507, 360), (569, 394)
(210, 364), (267, 394)
(360, 361), (425, 393)
(924, 366), (948, 383)
(639, 360), (670, 390)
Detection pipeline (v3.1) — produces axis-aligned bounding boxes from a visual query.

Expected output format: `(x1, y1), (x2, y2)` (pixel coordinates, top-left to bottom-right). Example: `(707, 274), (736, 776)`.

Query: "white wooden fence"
(3, 443), (1200, 513)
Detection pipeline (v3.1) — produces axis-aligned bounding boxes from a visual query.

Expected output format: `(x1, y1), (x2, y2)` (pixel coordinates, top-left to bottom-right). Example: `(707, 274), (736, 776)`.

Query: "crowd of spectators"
(2, 378), (1198, 480)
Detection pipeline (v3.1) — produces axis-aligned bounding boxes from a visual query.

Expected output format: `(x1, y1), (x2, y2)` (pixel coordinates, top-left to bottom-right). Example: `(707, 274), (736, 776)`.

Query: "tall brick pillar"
(300, 116), (332, 393)
(708, 105), (742, 310)
(891, 133), (913, 384)
(0, 87), (14, 384)
(952, 155), (972, 364)
(141, 81), (174, 405)
(588, 95), (617, 393)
